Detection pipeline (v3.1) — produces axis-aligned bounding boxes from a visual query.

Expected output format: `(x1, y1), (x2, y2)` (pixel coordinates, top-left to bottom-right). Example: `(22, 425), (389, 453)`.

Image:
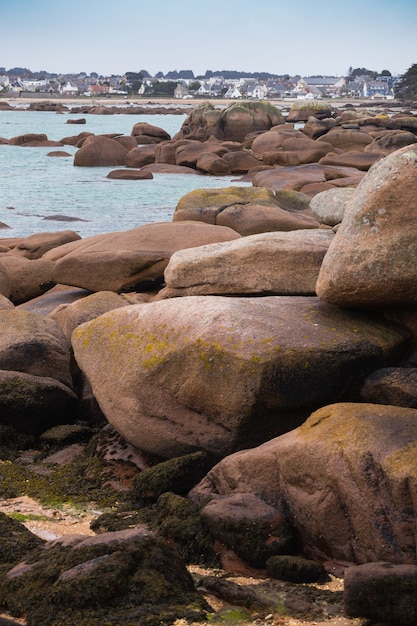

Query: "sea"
(0, 103), (248, 239)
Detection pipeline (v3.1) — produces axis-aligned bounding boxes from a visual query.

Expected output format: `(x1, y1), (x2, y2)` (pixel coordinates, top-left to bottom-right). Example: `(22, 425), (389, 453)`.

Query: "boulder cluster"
(1, 100), (417, 625)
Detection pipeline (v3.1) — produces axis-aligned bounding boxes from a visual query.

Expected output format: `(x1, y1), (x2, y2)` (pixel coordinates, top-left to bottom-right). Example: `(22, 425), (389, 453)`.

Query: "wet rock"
(344, 562), (417, 624)
(266, 555), (329, 583)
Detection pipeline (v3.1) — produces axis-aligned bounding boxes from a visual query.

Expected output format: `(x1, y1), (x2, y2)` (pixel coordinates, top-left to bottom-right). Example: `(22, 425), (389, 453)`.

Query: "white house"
(61, 81), (78, 95)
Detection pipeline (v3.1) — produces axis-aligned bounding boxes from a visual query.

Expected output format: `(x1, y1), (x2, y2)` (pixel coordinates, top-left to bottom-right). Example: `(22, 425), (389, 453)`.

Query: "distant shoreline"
(0, 94), (404, 109)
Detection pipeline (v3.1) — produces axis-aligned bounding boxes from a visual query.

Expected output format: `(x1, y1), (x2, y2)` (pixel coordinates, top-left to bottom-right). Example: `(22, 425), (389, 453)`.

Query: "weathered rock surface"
(106, 168), (153, 180)
(44, 221), (240, 293)
(191, 402), (417, 565)
(316, 145), (417, 307)
(344, 562), (417, 624)
(72, 296), (409, 459)
(49, 290), (131, 342)
(124, 144), (156, 167)
(160, 230), (334, 297)
(0, 309), (72, 388)
(360, 367), (417, 408)
(309, 188), (355, 226)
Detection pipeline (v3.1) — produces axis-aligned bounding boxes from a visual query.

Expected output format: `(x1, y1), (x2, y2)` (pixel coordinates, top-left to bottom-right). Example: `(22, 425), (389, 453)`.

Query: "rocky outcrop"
(316, 145), (417, 307)
(71, 295), (409, 459)
(0, 256), (55, 304)
(191, 402), (417, 566)
(4, 230), (81, 260)
(309, 187), (355, 226)
(174, 101), (285, 142)
(44, 222), (240, 292)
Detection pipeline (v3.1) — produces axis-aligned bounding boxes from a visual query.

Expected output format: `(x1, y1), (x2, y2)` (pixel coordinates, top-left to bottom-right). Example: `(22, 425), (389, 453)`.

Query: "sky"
(1, 0), (416, 78)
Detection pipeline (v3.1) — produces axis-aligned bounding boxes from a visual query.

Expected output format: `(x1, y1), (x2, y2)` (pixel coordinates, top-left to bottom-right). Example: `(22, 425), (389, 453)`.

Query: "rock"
(8, 133), (49, 146)
(114, 135), (138, 151)
(0, 265), (10, 298)
(317, 128), (374, 151)
(0, 256), (55, 305)
(0, 309), (72, 388)
(175, 101), (284, 142)
(46, 151), (72, 157)
(173, 186), (314, 228)
(266, 555), (328, 583)
(45, 222), (240, 293)
(71, 296), (409, 459)
(364, 129), (417, 155)
(0, 295), (13, 310)
(160, 230), (334, 297)
(0, 370), (77, 434)
(344, 562), (417, 624)
(73, 135), (128, 166)
(286, 101), (333, 122)
(124, 144), (157, 167)
(319, 150), (381, 171)
(201, 493), (296, 568)
(140, 163), (198, 175)
(252, 163), (363, 193)
(386, 115), (417, 133)
(131, 451), (213, 504)
(302, 116), (338, 139)
(5, 230), (81, 260)
(196, 152), (232, 175)
(66, 118), (86, 124)
(191, 402), (417, 565)
(106, 169), (153, 180)
(154, 138), (193, 164)
(360, 367), (417, 408)
(60, 131), (94, 146)
(0, 512), (44, 566)
(49, 290), (132, 342)
(131, 121), (171, 141)
(221, 149), (263, 173)
(309, 188), (355, 226)
(316, 146), (417, 307)
(175, 141), (227, 168)
(0, 527), (209, 626)
(251, 129), (304, 159)
(17, 285), (90, 316)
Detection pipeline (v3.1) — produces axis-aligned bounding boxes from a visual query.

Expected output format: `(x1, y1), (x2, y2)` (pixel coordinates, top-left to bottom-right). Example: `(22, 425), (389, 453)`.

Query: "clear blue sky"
(1, 0), (415, 77)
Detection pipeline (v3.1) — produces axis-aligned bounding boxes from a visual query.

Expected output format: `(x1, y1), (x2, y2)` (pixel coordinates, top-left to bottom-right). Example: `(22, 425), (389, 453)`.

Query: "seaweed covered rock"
(72, 295), (409, 459)
(0, 527), (209, 626)
(0, 512), (44, 568)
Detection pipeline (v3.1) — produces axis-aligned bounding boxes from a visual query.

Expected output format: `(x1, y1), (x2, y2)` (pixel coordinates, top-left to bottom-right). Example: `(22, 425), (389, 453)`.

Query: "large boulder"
(252, 163), (364, 193)
(191, 402), (417, 565)
(44, 221), (240, 293)
(0, 309), (72, 387)
(316, 145), (417, 307)
(175, 101), (284, 142)
(73, 135), (128, 166)
(160, 229), (334, 298)
(72, 295), (409, 459)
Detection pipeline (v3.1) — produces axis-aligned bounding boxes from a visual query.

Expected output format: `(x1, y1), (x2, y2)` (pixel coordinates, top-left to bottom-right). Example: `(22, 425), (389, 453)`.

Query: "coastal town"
(0, 66), (402, 101)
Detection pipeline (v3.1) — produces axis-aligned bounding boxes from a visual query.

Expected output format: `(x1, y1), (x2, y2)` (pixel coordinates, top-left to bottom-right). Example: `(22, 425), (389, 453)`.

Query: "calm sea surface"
(0, 106), (248, 239)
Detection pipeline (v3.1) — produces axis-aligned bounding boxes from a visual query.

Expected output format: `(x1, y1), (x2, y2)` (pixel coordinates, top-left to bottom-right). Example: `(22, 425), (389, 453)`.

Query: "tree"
(396, 63), (417, 101)
(380, 69), (392, 77)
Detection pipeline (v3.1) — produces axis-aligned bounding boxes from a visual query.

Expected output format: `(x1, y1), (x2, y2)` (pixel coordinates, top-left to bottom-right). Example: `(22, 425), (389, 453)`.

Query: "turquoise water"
(0, 107), (247, 238)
